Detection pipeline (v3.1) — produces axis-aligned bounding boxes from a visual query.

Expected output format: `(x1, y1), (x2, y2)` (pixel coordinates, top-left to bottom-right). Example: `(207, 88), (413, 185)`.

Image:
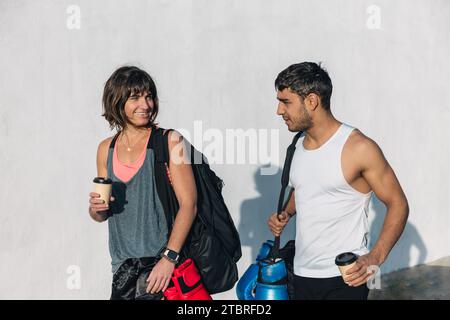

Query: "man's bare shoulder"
(347, 129), (380, 151)
(347, 129), (386, 167)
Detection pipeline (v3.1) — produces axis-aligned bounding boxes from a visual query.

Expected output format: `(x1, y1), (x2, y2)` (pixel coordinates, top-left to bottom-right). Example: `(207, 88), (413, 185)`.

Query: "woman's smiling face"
(123, 91), (154, 128)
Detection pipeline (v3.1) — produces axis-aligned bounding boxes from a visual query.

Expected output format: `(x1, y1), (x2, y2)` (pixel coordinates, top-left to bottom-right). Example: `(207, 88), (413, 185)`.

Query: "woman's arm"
(146, 130), (197, 295)
(89, 138), (114, 222)
(164, 130), (198, 252)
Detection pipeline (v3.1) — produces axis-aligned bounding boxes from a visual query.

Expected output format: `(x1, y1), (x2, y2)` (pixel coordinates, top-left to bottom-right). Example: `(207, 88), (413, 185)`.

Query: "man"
(268, 62), (409, 300)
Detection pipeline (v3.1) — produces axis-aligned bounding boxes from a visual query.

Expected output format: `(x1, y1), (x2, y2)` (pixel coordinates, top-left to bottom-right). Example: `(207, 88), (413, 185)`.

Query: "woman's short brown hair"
(102, 66), (159, 132)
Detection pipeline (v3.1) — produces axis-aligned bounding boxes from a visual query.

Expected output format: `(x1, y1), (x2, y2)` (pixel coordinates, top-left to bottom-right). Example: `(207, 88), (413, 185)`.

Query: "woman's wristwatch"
(161, 248), (180, 264)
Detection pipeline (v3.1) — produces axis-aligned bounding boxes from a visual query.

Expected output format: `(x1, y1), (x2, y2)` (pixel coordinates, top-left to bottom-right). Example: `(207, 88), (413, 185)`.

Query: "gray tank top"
(106, 132), (168, 274)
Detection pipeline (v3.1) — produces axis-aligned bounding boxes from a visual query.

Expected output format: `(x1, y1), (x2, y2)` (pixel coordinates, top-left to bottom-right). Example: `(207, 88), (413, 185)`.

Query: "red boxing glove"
(163, 285), (181, 300)
(165, 259), (212, 300)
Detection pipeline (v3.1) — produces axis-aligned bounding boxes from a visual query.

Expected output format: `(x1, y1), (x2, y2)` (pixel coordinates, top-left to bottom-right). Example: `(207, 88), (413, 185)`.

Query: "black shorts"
(111, 257), (164, 300)
(293, 274), (369, 300)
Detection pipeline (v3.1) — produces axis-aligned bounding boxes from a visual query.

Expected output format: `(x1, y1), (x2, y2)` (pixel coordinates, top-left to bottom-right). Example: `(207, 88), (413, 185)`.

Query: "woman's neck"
(122, 125), (151, 140)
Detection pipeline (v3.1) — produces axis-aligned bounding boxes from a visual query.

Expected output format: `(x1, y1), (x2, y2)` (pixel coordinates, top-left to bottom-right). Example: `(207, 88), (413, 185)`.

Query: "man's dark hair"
(102, 66), (159, 132)
(275, 62), (333, 110)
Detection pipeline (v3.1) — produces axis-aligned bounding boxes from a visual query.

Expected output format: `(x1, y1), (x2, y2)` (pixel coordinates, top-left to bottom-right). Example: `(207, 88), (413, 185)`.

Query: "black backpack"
(150, 127), (242, 294)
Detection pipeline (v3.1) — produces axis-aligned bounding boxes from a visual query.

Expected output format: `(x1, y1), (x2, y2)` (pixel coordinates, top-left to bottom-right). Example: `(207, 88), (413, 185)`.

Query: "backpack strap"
(109, 131), (121, 149)
(151, 127), (178, 234)
(152, 128), (174, 164)
(270, 131), (303, 260)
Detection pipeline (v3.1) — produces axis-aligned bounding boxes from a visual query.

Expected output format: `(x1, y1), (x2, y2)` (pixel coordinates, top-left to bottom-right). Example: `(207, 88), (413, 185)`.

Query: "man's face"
(277, 88), (312, 132)
(124, 91), (154, 127)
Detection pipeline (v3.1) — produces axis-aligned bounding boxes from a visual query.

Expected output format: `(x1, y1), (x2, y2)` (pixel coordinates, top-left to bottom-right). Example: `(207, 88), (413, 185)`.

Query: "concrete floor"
(369, 256), (450, 300)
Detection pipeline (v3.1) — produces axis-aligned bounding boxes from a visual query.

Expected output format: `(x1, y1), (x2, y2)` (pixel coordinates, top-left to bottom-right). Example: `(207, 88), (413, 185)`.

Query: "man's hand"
(146, 258), (175, 294)
(345, 252), (381, 287)
(268, 211), (291, 237)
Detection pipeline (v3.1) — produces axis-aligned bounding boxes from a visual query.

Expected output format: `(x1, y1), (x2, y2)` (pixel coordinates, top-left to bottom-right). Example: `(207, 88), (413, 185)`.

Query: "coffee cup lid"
(93, 177), (113, 184)
(335, 252), (357, 266)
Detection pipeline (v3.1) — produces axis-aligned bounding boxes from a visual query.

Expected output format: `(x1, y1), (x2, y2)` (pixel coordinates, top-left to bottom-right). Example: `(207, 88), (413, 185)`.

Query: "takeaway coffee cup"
(335, 252), (358, 282)
(93, 177), (113, 205)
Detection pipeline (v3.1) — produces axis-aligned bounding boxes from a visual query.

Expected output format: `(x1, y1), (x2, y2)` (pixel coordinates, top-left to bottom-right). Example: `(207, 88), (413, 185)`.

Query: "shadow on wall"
(238, 166), (296, 261)
(238, 173), (427, 272)
(369, 195), (427, 274)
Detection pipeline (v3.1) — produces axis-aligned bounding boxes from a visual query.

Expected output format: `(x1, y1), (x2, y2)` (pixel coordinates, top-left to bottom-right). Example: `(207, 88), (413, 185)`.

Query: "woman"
(88, 66), (197, 300)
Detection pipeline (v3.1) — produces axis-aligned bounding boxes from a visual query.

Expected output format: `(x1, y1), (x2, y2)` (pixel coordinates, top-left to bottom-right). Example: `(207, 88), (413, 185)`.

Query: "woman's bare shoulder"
(98, 136), (115, 150)
(97, 134), (118, 162)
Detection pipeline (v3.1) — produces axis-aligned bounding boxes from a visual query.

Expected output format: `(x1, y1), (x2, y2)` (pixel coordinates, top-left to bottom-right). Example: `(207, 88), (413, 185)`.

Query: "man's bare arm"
(346, 135), (409, 287)
(360, 138), (409, 264)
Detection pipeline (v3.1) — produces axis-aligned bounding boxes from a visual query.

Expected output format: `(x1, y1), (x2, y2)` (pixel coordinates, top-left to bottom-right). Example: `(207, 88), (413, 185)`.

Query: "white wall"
(0, 0), (449, 299)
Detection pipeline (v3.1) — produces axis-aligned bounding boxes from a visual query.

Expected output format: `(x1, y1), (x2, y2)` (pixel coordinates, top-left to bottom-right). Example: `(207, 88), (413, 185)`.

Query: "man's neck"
(304, 113), (341, 146)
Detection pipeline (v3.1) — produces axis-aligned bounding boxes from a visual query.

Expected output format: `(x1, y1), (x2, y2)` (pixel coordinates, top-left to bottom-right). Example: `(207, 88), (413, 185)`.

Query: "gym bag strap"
(270, 131), (303, 260)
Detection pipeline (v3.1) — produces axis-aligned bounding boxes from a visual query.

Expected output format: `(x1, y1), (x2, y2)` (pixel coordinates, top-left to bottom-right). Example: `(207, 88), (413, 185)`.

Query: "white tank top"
(289, 123), (372, 278)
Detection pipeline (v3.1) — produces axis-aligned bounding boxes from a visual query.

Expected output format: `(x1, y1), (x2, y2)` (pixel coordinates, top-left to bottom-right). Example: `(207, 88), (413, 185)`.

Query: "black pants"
(111, 257), (164, 300)
(293, 274), (369, 300)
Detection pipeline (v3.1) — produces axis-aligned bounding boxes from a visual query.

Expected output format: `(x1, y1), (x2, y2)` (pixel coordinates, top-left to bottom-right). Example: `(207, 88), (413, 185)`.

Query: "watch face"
(166, 250), (178, 260)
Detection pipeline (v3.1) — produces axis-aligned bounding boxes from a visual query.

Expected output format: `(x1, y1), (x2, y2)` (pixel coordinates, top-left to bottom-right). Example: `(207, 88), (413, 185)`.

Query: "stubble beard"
(289, 108), (313, 132)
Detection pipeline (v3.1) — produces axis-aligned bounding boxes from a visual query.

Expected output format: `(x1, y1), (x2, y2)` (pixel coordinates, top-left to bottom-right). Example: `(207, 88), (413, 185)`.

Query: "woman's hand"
(146, 258), (175, 294)
(89, 192), (114, 213)
(88, 192), (115, 222)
